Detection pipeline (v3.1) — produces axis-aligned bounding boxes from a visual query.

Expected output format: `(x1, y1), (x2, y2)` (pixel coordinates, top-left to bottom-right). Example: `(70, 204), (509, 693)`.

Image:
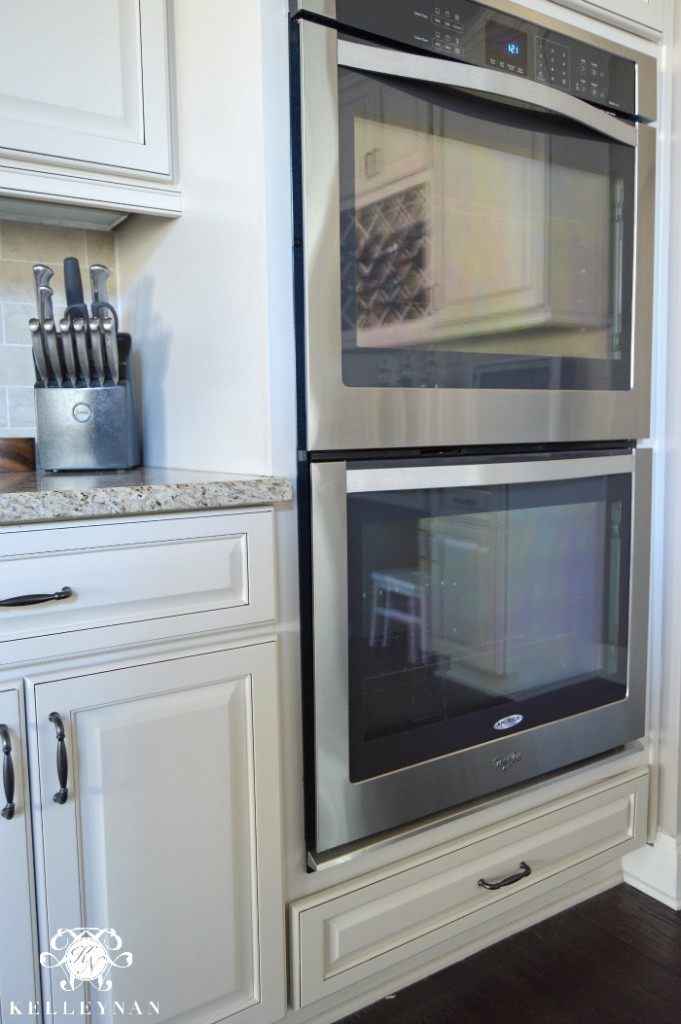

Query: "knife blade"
(58, 317), (79, 387)
(101, 317), (120, 385)
(72, 317), (91, 387)
(29, 318), (49, 385)
(88, 317), (106, 386)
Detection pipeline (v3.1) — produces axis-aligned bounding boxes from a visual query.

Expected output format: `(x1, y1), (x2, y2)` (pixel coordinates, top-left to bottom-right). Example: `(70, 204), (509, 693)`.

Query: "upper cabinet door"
(0, 0), (171, 177)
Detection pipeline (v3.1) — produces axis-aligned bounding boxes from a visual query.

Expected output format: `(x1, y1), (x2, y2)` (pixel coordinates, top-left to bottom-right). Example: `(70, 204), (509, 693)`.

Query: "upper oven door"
(293, 20), (656, 452)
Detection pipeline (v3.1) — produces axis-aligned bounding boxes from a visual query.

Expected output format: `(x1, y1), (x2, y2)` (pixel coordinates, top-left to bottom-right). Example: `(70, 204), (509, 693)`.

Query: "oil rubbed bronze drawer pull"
(0, 724), (15, 820)
(478, 861), (532, 891)
(48, 712), (69, 805)
(0, 586), (73, 608)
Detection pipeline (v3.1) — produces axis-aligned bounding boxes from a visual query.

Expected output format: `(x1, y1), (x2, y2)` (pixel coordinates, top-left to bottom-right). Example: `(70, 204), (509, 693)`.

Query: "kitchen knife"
(72, 317), (92, 387)
(32, 264), (53, 318)
(90, 264), (111, 306)
(58, 317), (79, 387)
(101, 317), (120, 385)
(63, 257), (89, 320)
(29, 318), (50, 385)
(88, 317), (106, 386)
(38, 282), (55, 323)
(43, 318), (63, 386)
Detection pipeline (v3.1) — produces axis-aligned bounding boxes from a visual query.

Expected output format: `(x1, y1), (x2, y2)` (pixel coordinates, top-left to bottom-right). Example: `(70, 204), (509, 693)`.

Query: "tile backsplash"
(0, 220), (117, 438)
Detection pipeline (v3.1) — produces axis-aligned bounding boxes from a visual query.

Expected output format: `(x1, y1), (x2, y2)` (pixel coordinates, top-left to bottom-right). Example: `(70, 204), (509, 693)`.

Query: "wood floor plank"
(335, 885), (681, 1024)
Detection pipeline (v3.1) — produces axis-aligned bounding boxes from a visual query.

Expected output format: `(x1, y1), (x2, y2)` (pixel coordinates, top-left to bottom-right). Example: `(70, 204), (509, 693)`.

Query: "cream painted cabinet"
(27, 640), (284, 1024)
(0, 507), (285, 1024)
(0, 0), (180, 219)
(0, 684), (40, 1016)
(290, 769), (648, 1008)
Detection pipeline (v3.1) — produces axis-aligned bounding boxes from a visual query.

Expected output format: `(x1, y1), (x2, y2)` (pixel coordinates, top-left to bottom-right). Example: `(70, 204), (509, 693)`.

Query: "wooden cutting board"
(0, 438), (36, 472)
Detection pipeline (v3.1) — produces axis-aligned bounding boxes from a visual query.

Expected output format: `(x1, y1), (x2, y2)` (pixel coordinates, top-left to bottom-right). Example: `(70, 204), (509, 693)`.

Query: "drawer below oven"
(289, 769), (648, 1008)
(0, 510), (275, 655)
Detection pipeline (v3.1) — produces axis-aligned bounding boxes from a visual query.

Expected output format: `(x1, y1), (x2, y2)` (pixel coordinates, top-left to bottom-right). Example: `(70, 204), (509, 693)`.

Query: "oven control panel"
(324, 0), (637, 118)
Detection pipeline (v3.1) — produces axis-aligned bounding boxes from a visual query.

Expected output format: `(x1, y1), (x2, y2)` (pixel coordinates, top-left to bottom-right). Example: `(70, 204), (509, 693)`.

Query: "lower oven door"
(305, 448), (651, 861)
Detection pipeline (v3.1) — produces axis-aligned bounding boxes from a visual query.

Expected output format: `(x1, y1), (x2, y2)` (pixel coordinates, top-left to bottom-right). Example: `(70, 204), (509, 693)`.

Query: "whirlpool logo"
(493, 751), (523, 772)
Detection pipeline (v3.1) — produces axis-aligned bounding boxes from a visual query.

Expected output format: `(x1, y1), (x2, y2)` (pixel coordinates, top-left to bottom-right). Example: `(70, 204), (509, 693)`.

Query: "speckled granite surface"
(0, 467), (292, 525)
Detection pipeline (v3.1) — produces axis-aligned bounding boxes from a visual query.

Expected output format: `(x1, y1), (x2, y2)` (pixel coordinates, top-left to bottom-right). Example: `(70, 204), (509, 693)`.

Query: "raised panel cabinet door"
(31, 642), (285, 1024)
(0, 0), (171, 176)
(0, 685), (40, 1013)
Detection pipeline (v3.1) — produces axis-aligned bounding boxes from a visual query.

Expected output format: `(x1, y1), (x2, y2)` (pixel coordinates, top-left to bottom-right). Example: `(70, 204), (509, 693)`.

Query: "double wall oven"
(290, 0), (656, 865)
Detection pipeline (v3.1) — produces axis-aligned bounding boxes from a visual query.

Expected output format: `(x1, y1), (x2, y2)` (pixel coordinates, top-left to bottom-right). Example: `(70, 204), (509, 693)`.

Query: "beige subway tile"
(3, 303), (35, 346)
(0, 260), (36, 304)
(7, 386), (35, 429)
(0, 220), (87, 263)
(0, 343), (35, 387)
(85, 230), (116, 270)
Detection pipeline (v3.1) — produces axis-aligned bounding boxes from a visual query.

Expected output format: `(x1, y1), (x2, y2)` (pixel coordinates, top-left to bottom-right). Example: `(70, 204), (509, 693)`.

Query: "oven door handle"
(345, 453), (635, 494)
(338, 39), (637, 147)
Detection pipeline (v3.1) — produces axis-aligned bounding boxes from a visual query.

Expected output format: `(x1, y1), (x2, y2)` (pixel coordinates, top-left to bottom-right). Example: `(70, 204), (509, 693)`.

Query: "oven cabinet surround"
(289, 768), (648, 1009)
(539, 0), (664, 37)
(0, 0), (180, 223)
(0, 506), (285, 1024)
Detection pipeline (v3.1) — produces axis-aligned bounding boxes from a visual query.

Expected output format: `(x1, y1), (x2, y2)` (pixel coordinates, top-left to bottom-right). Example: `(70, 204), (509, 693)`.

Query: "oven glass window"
(338, 67), (635, 391)
(347, 471), (631, 781)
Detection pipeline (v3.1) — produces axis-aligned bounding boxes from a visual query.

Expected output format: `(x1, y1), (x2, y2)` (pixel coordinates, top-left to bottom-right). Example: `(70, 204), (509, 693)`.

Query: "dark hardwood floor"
(335, 884), (680, 1024)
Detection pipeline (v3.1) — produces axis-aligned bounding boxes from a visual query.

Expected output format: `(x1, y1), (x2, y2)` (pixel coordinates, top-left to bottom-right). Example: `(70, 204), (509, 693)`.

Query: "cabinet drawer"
(0, 510), (275, 649)
(289, 770), (647, 1007)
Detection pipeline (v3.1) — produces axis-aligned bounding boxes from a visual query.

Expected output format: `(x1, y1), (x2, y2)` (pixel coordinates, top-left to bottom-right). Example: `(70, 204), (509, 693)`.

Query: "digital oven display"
(485, 20), (529, 74)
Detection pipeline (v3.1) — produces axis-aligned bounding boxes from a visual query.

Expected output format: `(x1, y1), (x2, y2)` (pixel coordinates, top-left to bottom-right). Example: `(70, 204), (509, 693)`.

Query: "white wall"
(116, 0), (277, 474)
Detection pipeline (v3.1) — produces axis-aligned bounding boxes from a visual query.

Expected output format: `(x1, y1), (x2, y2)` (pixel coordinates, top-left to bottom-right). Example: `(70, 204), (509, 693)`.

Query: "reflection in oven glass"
(349, 481), (628, 768)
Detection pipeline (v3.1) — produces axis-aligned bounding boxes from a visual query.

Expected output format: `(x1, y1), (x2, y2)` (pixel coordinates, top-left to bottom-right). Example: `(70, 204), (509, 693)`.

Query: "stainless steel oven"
(290, 0), (656, 451)
(302, 446), (651, 862)
(289, 0), (656, 867)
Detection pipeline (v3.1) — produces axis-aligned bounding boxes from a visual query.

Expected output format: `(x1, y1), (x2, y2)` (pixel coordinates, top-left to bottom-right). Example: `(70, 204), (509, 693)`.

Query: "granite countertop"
(0, 466), (292, 525)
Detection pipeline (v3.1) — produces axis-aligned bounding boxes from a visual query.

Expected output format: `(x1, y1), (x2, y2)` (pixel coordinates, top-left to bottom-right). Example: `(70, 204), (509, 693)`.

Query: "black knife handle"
(64, 256), (85, 310)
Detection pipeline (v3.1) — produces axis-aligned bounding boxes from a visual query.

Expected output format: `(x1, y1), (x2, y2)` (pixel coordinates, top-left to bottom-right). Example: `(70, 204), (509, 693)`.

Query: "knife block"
(35, 339), (141, 472)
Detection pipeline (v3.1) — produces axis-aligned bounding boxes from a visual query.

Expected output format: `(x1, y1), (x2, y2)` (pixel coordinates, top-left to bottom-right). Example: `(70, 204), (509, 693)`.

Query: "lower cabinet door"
(0, 684), (40, 1014)
(29, 641), (285, 1024)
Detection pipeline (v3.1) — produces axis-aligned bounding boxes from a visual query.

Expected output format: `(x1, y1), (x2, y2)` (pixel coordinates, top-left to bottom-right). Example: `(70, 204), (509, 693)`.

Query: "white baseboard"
(622, 831), (681, 910)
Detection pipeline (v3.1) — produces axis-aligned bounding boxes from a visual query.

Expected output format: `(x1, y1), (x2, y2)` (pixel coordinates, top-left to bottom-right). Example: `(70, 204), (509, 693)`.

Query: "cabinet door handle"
(0, 724), (16, 820)
(478, 861), (532, 891)
(1, 586), (73, 608)
(48, 712), (69, 805)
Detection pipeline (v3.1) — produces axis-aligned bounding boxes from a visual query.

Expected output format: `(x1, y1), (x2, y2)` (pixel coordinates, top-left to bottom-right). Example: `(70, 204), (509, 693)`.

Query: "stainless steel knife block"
(35, 339), (140, 472)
